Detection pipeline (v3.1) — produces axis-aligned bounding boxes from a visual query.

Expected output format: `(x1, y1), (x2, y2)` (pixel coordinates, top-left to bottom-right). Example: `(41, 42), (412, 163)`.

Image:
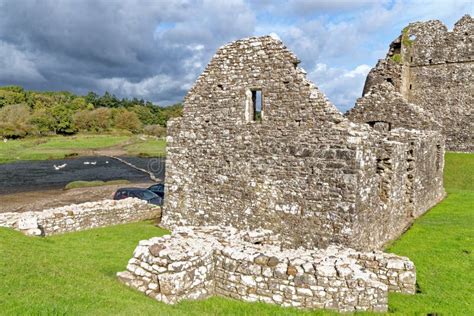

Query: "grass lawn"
(64, 179), (131, 190)
(124, 138), (167, 157)
(0, 153), (472, 315)
(0, 134), (166, 163)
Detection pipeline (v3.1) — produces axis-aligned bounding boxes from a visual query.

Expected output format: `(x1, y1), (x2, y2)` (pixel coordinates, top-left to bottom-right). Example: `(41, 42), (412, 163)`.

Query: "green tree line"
(0, 86), (182, 138)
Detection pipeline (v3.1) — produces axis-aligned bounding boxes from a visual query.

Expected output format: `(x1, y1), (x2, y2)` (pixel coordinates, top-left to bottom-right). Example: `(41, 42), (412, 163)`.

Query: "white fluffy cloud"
(309, 63), (371, 112)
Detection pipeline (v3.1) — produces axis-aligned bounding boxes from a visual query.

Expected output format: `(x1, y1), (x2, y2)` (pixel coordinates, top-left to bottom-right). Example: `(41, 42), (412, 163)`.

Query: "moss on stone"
(391, 53), (402, 63)
(402, 26), (413, 47)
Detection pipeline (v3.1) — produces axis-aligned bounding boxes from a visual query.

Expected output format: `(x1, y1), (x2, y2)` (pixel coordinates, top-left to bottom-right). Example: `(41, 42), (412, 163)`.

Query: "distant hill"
(0, 86), (182, 138)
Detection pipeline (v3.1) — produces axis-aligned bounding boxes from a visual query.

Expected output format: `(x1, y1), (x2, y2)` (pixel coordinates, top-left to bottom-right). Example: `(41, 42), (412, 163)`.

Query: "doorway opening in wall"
(252, 89), (263, 121)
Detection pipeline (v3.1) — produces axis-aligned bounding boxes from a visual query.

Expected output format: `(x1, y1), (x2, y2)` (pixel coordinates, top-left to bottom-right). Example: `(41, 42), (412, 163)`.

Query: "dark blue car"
(148, 183), (165, 198)
(113, 188), (163, 206)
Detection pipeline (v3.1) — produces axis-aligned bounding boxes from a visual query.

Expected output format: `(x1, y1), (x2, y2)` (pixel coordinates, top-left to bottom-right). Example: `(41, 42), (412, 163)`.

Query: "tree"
(30, 108), (55, 134)
(0, 104), (33, 138)
(73, 107), (111, 132)
(0, 88), (26, 108)
(114, 109), (142, 133)
(49, 104), (77, 134)
(131, 104), (155, 125)
(85, 91), (99, 106)
(97, 91), (120, 108)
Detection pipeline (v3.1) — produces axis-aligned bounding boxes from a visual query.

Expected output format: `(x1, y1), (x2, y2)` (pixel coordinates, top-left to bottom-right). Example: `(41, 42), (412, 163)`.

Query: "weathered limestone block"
(118, 226), (416, 313)
(0, 198), (160, 236)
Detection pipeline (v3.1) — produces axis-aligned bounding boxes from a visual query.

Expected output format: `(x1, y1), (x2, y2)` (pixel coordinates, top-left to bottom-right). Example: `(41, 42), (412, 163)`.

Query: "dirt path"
(0, 182), (154, 213)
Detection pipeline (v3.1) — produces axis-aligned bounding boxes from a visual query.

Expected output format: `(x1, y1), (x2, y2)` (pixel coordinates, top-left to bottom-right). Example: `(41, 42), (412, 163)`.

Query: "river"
(0, 156), (166, 195)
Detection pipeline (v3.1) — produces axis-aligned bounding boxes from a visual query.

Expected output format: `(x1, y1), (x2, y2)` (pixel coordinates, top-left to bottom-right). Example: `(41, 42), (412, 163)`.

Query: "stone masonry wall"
(361, 15), (473, 152)
(163, 36), (445, 251)
(118, 226), (416, 313)
(346, 82), (442, 132)
(351, 127), (445, 248)
(0, 198), (161, 236)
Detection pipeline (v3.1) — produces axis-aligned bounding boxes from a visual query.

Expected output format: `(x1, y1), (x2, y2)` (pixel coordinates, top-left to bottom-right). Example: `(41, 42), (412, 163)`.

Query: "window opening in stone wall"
(386, 78), (393, 84)
(436, 144), (442, 171)
(409, 84), (412, 90)
(252, 90), (263, 121)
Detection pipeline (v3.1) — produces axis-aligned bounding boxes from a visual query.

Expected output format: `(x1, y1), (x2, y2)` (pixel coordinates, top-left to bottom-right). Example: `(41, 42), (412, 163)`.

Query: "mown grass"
(124, 138), (167, 157)
(64, 179), (131, 190)
(0, 223), (333, 316)
(0, 153), (472, 315)
(386, 152), (474, 315)
(0, 134), (167, 163)
(35, 134), (130, 150)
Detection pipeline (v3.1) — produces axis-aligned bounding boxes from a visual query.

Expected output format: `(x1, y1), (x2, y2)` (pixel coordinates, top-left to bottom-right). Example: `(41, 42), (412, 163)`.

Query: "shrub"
(143, 124), (166, 137)
(114, 109), (142, 133)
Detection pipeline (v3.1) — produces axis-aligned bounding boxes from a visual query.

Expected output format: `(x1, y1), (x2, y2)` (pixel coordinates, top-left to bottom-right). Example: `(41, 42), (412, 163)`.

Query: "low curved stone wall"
(118, 226), (415, 313)
(0, 198), (161, 236)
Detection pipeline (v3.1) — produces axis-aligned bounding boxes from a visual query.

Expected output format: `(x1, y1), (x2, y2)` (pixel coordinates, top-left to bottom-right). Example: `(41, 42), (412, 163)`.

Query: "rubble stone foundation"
(118, 226), (416, 313)
(0, 198), (161, 236)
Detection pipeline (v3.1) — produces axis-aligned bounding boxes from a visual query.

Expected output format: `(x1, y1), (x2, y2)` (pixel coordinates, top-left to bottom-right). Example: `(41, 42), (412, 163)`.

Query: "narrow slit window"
(252, 90), (263, 121)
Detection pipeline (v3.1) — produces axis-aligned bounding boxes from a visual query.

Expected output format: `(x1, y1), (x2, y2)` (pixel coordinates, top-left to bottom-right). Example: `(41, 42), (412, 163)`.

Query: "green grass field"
(124, 138), (167, 157)
(0, 153), (472, 315)
(64, 179), (131, 190)
(0, 134), (166, 163)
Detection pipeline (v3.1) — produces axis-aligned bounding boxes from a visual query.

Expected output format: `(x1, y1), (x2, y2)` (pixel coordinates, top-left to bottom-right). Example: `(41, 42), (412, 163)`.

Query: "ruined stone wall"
(0, 198), (161, 236)
(387, 129), (445, 218)
(118, 226), (416, 313)
(163, 36), (445, 251)
(352, 128), (445, 248)
(347, 82), (442, 131)
(362, 15), (473, 152)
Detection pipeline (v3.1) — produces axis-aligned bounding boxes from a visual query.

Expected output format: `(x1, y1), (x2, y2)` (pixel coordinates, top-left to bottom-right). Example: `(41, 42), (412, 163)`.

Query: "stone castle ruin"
(161, 36), (445, 251)
(348, 15), (473, 152)
(118, 17), (472, 311)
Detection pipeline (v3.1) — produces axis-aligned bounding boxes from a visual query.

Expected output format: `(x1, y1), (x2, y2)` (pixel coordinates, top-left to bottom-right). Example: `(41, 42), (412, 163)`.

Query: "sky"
(0, 0), (472, 112)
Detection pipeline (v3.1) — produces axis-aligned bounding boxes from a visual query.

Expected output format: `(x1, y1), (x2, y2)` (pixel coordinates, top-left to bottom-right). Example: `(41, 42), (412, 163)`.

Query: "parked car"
(147, 183), (165, 198)
(113, 188), (163, 206)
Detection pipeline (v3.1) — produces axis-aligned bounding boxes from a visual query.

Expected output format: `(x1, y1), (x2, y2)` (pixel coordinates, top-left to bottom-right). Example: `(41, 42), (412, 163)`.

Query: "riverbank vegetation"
(0, 153), (472, 315)
(0, 85), (182, 139)
(64, 179), (131, 190)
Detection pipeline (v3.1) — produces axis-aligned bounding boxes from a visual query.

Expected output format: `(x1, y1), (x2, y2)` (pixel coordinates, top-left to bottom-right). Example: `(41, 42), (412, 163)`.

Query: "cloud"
(0, 0), (255, 104)
(309, 63), (371, 112)
(0, 0), (470, 108)
(0, 41), (45, 83)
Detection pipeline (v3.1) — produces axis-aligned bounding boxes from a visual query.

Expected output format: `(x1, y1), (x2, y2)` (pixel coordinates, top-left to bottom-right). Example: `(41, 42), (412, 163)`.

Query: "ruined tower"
(350, 15), (473, 152)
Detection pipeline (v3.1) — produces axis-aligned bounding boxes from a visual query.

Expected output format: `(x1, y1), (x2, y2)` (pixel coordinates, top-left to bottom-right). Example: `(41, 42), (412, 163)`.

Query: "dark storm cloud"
(0, 0), (471, 109)
(0, 0), (255, 104)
